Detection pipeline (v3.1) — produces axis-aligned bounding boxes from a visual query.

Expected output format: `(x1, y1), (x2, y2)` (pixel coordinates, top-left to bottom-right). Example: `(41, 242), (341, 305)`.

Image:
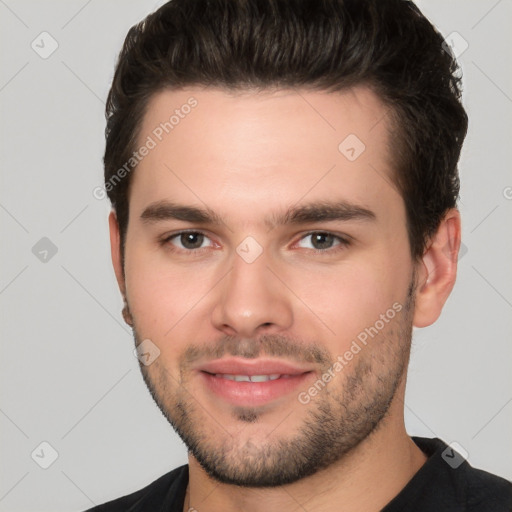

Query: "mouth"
(206, 373), (294, 382)
(197, 358), (314, 407)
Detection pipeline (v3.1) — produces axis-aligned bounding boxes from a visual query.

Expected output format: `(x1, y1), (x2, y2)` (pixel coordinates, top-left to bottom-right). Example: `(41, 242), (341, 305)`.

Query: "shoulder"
(461, 464), (512, 512)
(413, 437), (512, 512)
(84, 465), (188, 512)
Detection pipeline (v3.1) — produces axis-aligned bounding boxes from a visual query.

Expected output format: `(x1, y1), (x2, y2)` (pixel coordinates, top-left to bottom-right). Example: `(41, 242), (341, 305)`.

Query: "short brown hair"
(104, 0), (468, 260)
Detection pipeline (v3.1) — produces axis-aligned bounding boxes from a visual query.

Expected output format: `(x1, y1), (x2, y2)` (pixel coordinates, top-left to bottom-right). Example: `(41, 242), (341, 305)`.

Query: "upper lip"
(197, 358), (313, 376)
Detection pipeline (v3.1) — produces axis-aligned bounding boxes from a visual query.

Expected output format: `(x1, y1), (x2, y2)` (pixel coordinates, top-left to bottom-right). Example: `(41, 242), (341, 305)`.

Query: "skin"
(109, 85), (461, 512)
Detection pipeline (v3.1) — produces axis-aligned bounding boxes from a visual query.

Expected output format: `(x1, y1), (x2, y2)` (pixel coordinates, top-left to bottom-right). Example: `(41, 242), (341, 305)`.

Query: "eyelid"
(161, 229), (217, 249)
(160, 229), (351, 253)
(293, 231), (352, 251)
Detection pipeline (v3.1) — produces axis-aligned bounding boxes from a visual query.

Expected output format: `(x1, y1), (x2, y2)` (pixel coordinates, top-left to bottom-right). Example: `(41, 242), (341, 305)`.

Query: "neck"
(184, 381), (427, 512)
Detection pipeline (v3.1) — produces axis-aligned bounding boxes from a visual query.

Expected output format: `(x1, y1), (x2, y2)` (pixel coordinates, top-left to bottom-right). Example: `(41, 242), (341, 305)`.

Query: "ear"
(413, 208), (461, 328)
(109, 211), (134, 326)
(109, 210), (126, 298)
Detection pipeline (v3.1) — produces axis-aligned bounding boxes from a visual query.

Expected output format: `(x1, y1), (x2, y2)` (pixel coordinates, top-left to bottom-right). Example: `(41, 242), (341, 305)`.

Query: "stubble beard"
(131, 280), (415, 487)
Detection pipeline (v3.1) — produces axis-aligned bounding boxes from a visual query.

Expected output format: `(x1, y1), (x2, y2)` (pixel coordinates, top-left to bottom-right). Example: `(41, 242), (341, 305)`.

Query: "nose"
(211, 249), (294, 338)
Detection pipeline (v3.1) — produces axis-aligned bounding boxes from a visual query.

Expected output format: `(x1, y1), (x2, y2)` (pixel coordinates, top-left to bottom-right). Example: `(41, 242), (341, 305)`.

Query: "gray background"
(1, 1), (511, 511)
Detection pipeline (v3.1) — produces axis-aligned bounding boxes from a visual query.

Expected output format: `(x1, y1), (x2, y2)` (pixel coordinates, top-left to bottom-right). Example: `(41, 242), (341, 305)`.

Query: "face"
(116, 86), (419, 486)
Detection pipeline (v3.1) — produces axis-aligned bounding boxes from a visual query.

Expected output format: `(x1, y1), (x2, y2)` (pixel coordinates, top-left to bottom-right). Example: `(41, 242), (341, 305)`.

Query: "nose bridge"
(211, 243), (293, 336)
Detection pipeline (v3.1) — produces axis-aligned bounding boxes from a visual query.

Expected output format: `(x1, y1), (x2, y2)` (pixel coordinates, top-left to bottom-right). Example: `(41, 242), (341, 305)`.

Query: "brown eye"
(296, 232), (349, 252)
(179, 232), (205, 249)
(310, 233), (336, 250)
(166, 231), (213, 251)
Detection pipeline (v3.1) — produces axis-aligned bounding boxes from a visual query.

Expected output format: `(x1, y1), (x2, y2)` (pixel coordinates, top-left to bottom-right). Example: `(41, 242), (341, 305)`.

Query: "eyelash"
(160, 230), (351, 255)
(298, 231), (352, 253)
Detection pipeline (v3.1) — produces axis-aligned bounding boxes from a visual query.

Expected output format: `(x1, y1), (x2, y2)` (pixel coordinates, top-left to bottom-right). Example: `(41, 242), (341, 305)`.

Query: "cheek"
(123, 224), (413, 351)
(288, 252), (411, 345)
(124, 242), (219, 335)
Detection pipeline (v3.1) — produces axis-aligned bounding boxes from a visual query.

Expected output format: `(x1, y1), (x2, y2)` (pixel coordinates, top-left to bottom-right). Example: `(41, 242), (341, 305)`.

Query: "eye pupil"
(181, 232), (204, 249)
(312, 233), (334, 250)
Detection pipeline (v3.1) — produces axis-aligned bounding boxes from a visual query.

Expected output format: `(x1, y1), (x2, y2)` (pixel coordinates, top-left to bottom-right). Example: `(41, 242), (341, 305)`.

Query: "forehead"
(129, 85), (401, 223)
(140, 85), (390, 158)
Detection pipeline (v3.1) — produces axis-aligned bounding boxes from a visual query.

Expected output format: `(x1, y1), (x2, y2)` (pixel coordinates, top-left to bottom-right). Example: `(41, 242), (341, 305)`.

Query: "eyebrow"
(269, 201), (376, 227)
(140, 200), (376, 228)
(141, 201), (223, 224)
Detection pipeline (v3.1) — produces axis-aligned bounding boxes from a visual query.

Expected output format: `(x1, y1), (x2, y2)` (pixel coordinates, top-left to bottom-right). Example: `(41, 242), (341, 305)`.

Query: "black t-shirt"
(86, 437), (512, 511)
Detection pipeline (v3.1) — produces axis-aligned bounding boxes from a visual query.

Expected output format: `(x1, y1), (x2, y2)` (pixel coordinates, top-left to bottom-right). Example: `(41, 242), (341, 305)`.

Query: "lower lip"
(199, 371), (313, 407)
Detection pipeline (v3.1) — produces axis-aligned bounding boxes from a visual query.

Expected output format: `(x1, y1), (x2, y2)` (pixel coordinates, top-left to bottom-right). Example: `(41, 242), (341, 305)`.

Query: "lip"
(197, 357), (314, 407)
(198, 357), (313, 376)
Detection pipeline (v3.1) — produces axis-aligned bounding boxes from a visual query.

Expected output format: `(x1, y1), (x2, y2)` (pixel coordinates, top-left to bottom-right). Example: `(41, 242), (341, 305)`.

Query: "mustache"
(179, 334), (332, 368)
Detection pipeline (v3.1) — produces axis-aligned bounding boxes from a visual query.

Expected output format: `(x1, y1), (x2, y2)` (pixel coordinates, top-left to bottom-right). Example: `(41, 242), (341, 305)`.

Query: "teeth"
(215, 374), (282, 382)
(250, 374), (281, 382)
(233, 375), (250, 382)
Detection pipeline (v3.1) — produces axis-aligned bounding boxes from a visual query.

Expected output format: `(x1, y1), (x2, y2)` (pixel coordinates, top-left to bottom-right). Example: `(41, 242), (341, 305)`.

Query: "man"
(89, 0), (512, 510)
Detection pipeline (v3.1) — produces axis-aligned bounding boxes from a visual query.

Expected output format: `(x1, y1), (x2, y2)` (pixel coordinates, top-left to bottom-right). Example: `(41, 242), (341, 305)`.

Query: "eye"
(296, 232), (349, 252)
(165, 231), (214, 251)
